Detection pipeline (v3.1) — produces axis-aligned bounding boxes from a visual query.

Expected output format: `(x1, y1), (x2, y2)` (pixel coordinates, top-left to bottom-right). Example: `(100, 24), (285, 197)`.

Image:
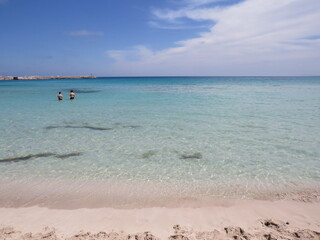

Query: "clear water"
(0, 77), (319, 207)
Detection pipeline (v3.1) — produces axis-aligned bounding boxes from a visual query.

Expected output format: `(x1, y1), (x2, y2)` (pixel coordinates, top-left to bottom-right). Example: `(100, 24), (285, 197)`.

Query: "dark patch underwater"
(180, 152), (203, 160)
(141, 150), (157, 159)
(0, 152), (83, 163)
(63, 88), (101, 94)
(45, 125), (113, 131)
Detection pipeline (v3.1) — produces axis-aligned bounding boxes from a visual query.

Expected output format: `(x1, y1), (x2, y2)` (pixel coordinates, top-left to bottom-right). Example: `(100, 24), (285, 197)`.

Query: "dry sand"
(1, 199), (319, 239)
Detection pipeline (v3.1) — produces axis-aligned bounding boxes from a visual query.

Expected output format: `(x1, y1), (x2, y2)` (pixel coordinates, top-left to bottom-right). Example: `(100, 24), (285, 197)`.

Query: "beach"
(1, 199), (320, 239)
(2, 0), (320, 237)
(0, 77), (319, 239)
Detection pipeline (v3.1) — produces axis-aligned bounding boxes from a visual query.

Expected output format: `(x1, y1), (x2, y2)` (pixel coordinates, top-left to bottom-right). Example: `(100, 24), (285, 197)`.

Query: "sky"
(0, 0), (319, 77)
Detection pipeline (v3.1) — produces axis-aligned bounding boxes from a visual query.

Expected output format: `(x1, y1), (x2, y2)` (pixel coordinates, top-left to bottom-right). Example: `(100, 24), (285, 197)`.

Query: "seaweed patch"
(72, 126), (113, 131)
(122, 125), (141, 129)
(180, 152), (202, 159)
(75, 90), (101, 93)
(63, 88), (101, 94)
(45, 126), (59, 130)
(45, 125), (113, 131)
(141, 150), (157, 159)
(45, 123), (142, 131)
(0, 152), (55, 163)
(0, 152), (83, 163)
(55, 152), (83, 159)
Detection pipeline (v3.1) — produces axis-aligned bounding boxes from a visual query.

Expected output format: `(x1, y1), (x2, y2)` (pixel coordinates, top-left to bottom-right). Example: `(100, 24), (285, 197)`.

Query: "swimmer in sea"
(70, 90), (75, 100)
(57, 92), (63, 100)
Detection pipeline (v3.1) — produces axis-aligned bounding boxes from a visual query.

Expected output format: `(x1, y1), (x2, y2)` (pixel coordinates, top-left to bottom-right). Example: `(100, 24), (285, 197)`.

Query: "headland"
(0, 76), (96, 80)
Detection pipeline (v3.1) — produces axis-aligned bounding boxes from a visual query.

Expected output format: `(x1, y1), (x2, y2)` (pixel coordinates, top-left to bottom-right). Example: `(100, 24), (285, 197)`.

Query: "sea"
(0, 76), (319, 207)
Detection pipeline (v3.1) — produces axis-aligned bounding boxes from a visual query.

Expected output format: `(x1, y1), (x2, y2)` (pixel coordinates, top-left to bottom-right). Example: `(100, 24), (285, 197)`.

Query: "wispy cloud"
(107, 46), (154, 62)
(148, 21), (210, 30)
(0, 0), (8, 4)
(66, 30), (104, 36)
(106, 0), (320, 76)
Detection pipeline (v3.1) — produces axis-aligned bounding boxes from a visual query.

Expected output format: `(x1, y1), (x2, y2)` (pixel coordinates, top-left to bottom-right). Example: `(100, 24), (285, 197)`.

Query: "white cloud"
(106, 0), (320, 76)
(66, 30), (104, 36)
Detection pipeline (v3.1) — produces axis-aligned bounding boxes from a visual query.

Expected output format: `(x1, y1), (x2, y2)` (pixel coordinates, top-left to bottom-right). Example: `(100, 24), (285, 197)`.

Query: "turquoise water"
(0, 77), (319, 207)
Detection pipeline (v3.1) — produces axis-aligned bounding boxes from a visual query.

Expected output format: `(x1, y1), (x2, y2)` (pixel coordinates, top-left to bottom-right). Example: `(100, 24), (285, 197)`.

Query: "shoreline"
(0, 178), (319, 209)
(0, 199), (319, 239)
(0, 76), (96, 80)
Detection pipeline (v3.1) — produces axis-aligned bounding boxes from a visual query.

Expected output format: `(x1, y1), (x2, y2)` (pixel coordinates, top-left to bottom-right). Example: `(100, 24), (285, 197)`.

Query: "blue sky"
(0, 0), (319, 76)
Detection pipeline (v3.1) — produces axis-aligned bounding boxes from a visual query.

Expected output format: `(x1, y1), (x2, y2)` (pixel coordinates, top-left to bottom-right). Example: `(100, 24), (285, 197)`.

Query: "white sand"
(0, 199), (319, 239)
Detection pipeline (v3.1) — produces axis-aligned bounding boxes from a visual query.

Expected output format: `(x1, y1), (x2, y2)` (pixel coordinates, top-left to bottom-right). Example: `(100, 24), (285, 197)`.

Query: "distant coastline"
(0, 76), (96, 80)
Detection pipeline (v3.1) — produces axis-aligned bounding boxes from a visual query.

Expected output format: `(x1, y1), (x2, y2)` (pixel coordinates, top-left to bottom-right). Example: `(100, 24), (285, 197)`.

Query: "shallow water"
(0, 77), (319, 207)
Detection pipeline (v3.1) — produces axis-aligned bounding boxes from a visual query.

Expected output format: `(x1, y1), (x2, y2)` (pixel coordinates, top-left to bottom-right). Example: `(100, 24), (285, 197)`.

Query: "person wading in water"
(70, 90), (75, 100)
(57, 92), (63, 101)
